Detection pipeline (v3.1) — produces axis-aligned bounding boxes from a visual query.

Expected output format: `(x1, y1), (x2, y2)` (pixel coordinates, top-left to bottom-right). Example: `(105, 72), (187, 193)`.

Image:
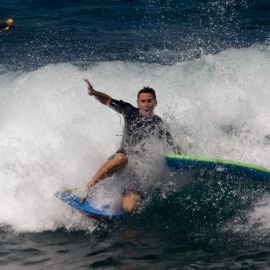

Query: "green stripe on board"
(165, 154), (270, 174)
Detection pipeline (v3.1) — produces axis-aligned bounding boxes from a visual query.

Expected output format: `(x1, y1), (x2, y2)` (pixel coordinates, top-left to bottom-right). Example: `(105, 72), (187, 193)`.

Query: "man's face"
(137, 93), (157, 117)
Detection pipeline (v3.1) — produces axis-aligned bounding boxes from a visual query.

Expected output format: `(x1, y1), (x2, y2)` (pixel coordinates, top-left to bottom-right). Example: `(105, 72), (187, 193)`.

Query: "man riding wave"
(83, 78), (181, 213)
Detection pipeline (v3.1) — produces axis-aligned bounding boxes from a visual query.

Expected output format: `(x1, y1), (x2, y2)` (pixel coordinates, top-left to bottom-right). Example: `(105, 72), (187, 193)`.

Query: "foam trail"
(0, 45), (270, 232)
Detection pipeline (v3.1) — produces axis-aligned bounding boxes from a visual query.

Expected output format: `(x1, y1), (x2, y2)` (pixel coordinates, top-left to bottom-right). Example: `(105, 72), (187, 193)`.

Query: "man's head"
(137, 87), (157, 117)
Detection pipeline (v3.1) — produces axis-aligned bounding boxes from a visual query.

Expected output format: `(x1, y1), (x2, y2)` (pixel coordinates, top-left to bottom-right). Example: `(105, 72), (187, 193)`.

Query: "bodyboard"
(56, 190), (125, 220)
(165, 154), (270, 183)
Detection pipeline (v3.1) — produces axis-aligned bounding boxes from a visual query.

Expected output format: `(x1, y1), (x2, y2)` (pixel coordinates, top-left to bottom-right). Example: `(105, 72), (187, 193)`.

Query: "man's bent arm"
(165, 130), (183, 155)
(85, 78), (111, 105)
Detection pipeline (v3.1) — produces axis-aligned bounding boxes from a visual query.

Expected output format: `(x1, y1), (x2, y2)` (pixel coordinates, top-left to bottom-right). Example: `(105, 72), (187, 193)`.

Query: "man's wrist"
(107, 97), (111, 105)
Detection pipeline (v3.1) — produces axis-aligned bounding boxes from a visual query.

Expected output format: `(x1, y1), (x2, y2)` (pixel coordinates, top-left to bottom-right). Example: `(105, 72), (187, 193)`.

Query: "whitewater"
(0, 45), (270, 233)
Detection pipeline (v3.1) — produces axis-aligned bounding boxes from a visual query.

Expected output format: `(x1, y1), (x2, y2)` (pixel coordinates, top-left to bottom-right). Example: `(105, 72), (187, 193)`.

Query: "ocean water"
(1, 0), (270, 269)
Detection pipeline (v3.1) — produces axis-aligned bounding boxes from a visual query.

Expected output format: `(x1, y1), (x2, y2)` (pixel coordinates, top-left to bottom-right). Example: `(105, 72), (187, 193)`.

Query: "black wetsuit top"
(109, 99), (177, 154)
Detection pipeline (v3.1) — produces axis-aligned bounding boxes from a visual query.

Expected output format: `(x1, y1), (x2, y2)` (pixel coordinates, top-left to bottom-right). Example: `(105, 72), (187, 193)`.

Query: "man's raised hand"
(84, 78), (95, 96)
(84, 79), (111, 105)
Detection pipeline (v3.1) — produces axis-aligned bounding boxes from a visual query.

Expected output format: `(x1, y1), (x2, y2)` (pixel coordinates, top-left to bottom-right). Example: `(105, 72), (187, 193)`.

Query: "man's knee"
(113, 153), (128, 166)
(121, 191), (142, 213)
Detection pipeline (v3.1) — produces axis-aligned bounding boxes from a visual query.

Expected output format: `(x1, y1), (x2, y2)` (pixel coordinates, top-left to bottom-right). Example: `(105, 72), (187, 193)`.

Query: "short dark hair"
(137, 87), (156, 100)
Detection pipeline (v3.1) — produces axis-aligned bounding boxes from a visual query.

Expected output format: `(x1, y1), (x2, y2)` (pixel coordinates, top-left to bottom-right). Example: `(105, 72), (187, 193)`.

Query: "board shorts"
(108, 147), (145, 161)
(107, 148), (127, 160)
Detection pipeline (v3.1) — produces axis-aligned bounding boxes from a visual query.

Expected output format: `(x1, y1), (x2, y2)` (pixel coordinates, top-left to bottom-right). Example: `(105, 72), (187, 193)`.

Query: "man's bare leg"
(86, 153), (128, 188)
(85, 153), (141, 213)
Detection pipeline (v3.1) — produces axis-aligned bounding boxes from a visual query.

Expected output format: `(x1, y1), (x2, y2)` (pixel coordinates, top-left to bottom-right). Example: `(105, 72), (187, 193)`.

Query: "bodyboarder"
(83, 78), (181, 213)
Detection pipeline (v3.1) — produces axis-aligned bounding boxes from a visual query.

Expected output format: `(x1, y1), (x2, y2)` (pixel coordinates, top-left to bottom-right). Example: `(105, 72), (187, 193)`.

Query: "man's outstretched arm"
(85, 78), (134, 115)
(85, 78), (111, 105)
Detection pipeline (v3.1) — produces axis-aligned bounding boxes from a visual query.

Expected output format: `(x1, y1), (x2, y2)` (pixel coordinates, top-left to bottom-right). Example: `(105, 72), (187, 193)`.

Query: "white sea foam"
(0, 45), (270, 232)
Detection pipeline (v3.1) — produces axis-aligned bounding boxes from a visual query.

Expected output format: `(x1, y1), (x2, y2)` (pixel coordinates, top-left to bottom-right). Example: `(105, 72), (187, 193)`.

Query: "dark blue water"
(1, 0), (269, 69)
(1, 0), (270, 269)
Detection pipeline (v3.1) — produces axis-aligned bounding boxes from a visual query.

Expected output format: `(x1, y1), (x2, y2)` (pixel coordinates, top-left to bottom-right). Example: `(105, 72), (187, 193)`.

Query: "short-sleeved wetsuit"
(109, 98), (178, 155)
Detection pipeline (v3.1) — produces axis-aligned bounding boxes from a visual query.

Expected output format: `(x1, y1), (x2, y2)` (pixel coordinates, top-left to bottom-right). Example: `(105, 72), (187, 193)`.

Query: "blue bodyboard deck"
(56, 191), (125, 220)
(165, 154), (270, 183)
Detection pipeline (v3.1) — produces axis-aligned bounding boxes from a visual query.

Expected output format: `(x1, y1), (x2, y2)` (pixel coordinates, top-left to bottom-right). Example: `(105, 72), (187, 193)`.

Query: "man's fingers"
(84, 78), (91, 87)
(84, 78), (90, 83)
(84, 78), (95, 96)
